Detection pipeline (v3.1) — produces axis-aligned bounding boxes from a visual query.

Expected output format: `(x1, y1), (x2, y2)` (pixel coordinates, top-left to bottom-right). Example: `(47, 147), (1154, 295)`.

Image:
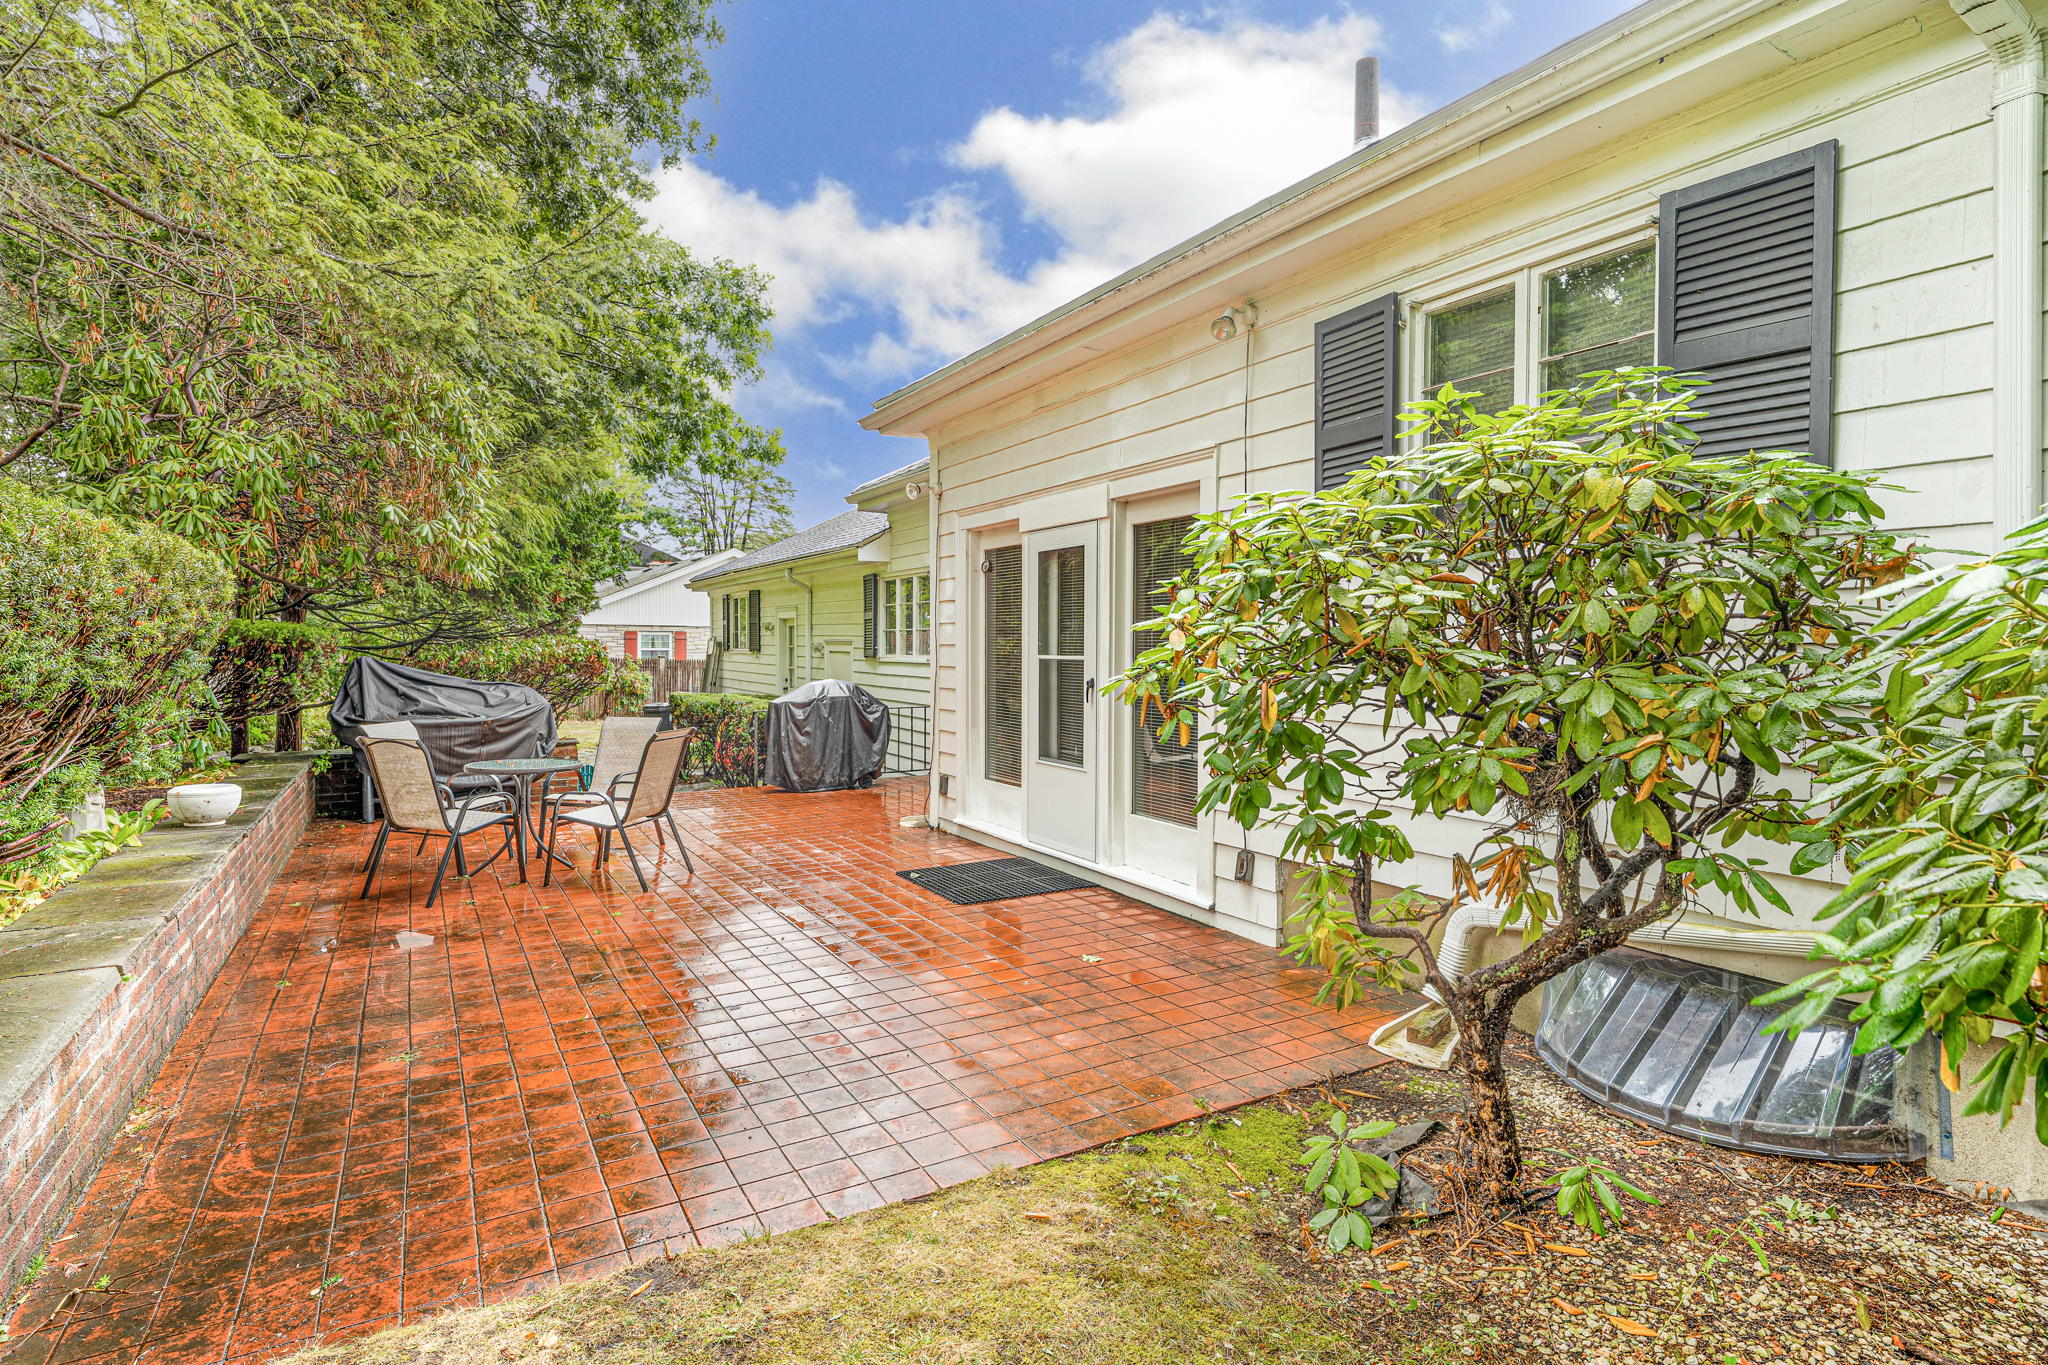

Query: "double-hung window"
(1540, 245), (1655, 392)
(1421, 243), (1656, 413)
(1425, 287), (1517, 413)
(637, 631), (674, 661)
(883, 573), (930, 657)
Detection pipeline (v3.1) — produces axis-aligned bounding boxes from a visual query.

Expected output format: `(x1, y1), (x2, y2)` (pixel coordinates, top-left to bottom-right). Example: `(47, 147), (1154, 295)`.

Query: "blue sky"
(648, 1), (1638, 527)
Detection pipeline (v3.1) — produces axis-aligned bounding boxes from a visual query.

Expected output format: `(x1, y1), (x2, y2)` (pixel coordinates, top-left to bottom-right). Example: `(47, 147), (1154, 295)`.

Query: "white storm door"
(1024, 523), (1100, 861)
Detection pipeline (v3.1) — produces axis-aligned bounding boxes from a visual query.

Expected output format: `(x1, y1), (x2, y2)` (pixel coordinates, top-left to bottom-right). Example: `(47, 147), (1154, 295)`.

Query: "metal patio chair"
(539, 713), (661, 827)
(356, 718), (510, 825)
(358, 737), (517, 908)
(541, 727), (695, 891)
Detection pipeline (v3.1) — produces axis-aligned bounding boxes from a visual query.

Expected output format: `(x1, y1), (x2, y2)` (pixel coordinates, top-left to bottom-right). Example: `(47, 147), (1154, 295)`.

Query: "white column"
(1954, 0), (2048, 537)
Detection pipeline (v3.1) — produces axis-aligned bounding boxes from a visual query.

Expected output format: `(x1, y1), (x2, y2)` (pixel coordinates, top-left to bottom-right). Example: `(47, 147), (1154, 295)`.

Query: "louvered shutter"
(747, 589), (763, 652)
(1315, 292), (1399, 491)
(622, 630), (639, 660)
(862, 574), (879, 657)
(1657, 141), (1837, 464)
(721, 595), (731, 647)
(982, 547), (1023, 786)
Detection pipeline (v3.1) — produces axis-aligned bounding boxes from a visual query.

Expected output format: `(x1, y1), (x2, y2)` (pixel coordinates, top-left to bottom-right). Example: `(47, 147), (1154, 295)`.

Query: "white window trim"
(1408, 229), (1659, 419)
(638, 630), (675, 661)
(880, 571), (931, 659)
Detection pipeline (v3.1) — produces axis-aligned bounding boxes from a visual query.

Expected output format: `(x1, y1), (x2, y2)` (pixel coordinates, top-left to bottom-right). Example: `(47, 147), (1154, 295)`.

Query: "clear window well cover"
(1536, 946), (1933, 1162)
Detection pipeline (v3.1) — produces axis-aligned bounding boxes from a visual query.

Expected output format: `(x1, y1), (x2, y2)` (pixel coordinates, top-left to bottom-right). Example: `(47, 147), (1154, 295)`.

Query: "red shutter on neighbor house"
(622, 629), (639, 660)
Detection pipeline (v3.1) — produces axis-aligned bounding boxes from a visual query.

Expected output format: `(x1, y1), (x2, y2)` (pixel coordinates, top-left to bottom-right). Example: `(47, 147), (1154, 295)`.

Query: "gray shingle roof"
(688, 508), (889, 585)
(844, 456), (930, 502)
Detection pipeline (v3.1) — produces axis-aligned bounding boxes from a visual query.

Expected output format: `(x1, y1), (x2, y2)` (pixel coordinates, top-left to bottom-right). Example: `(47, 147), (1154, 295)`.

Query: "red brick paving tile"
(6, 779), (1400, 1364)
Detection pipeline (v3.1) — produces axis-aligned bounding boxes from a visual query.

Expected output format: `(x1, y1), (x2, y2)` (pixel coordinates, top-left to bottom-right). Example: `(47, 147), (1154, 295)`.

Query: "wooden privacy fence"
(569, 655), (712, 719)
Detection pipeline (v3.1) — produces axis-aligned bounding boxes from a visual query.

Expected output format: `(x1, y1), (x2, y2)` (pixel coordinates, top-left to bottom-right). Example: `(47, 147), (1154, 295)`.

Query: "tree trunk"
(1452, 1005), (1522, 1205)
(275, 705), (302, 752)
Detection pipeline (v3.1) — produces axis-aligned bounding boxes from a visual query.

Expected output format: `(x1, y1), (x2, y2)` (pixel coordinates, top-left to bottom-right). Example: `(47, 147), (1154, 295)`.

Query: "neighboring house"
(689, 459), (933, 715)
(579, 546), (743, 663)
(865, 0), (2046, 1195)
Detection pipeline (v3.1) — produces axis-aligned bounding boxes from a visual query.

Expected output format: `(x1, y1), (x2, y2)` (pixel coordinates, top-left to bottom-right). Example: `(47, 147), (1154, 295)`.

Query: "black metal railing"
(885, 703), (932, 776)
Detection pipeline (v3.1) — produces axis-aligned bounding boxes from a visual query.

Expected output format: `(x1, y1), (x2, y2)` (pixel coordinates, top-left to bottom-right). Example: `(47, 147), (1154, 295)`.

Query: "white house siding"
(701, 495), (933, 715)
(904, 5), (2005, 949)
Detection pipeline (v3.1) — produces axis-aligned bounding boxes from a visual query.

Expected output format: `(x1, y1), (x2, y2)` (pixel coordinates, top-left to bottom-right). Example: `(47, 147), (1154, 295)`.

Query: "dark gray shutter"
(862, 573), (879, 657)
(1657, 141), (1836, 464)
(721, 594), (731, 648)
(1315, 292), (1399, 491)
(747, 589), (762, 652)
(983, 546), (1023, 786)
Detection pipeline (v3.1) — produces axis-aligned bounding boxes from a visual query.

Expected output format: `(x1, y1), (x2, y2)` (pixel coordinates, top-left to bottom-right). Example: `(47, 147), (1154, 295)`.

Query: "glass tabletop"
(464, 757), (584, 774)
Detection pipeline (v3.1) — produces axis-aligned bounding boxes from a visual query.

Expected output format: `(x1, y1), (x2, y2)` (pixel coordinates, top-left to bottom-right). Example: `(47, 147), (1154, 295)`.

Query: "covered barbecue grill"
(329, 657), (557, 818)
(762, 679), (891, 792)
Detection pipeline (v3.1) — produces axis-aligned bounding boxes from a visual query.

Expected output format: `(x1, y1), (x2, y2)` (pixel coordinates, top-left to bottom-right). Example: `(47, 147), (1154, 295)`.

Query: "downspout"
(926, 461), (942, 824)
(1954, 0), (2047, 536)
(783, 567), (814, 685)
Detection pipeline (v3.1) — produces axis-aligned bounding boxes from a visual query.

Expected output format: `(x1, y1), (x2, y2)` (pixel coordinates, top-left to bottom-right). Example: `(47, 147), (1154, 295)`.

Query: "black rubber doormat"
(896, 856), (1096, 905)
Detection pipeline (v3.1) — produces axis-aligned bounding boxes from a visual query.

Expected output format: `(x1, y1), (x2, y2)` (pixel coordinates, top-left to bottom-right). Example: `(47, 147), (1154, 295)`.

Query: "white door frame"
(963, 526), (1025, 837)
(1023, 521), (1100, 862)
(1109, 488), (1210, 901)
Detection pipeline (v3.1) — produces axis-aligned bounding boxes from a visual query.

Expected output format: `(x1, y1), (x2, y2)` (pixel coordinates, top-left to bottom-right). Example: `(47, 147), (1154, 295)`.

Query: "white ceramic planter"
(166, 782), (242, 828)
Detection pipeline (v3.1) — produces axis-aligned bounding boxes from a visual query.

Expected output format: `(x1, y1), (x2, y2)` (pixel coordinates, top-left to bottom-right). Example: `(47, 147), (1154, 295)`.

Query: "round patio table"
(464, 757), (584, 883)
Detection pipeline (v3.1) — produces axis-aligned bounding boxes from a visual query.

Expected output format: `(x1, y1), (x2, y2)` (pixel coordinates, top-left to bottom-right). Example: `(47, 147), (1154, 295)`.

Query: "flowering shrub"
(0, 482), (231, 842)
(670, 692), (770, 785)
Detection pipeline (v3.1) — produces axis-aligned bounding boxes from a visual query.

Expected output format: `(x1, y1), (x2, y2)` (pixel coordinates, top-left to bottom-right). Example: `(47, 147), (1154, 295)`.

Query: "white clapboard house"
(863, 0), (2048, 1196)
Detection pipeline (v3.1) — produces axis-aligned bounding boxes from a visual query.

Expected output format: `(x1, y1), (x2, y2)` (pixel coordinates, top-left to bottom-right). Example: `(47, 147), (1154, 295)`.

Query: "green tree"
(1771, 517), (2048, 1143)
(646, 427), (798, 555)
(1, 0), (783, 732)
(1111, 374), (1907, 1199)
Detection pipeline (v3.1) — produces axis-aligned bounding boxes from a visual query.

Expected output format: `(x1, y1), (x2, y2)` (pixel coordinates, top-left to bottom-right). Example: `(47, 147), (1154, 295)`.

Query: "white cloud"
(1435, 2), (1513, 54)
(644, 9), (1416, 390)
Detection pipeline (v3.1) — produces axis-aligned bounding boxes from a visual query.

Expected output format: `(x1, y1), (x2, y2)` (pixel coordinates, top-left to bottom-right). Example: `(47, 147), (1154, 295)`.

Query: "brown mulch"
(1255, 1039), (2048, 1365)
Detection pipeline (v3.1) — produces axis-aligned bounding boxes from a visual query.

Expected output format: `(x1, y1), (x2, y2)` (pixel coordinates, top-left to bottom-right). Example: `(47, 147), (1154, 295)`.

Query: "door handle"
(1084, 678), (1095, 701)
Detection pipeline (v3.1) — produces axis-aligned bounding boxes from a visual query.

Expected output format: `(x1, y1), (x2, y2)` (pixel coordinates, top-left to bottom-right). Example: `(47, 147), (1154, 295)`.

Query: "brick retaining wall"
(0, 758), (311, 1288)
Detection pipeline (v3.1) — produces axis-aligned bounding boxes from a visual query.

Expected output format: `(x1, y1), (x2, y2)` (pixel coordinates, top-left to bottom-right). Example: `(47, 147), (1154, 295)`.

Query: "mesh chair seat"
(554, 802), (630, 829)
(444, 805), (513, 834)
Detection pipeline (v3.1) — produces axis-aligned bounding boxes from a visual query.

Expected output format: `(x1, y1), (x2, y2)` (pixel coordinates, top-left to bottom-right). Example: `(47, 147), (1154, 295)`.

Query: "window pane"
(1427, 288), (1516, 412)
(1541, 246), (1654, 391)
(1038, 659), (1087, 764)
(1037, 547), (1086, 655)
(1130, 516), (1199, 827)
(984, 548), (1023, 784)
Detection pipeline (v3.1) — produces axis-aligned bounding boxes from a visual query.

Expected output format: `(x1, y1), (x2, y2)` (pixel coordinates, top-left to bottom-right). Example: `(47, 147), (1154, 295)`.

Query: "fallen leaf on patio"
(1626, 1272), (1658, 1281)
(1603, 1315), (1657, 1337)
(1080, 955), (1102, 963)
(1380, 1259), (1410, 1272)
(1542, 1243), (1589, 1256)
(1554, 1299), (1583, 1316)
(626, 1281), (652, 1299)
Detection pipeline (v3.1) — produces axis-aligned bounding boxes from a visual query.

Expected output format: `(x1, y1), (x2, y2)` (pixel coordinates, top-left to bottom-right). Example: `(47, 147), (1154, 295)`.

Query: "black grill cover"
(763, 680), (890, 792)
(329, 656), (556, 779)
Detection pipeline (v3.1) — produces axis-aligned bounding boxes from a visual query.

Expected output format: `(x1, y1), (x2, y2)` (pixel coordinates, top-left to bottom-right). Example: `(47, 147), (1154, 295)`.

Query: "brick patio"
(3, 779), (1400, 1364)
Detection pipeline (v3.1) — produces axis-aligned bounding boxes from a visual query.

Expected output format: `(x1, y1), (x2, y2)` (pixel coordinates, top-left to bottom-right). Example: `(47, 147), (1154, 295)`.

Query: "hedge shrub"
(416, 635), (638, 713)
(670, 692), (770, 786)
(0, 481), (231, 843)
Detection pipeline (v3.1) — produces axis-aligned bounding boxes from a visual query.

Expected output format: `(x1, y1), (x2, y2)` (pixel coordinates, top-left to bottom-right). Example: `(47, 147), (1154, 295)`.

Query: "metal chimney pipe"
(1354, 56), (1380, 145)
